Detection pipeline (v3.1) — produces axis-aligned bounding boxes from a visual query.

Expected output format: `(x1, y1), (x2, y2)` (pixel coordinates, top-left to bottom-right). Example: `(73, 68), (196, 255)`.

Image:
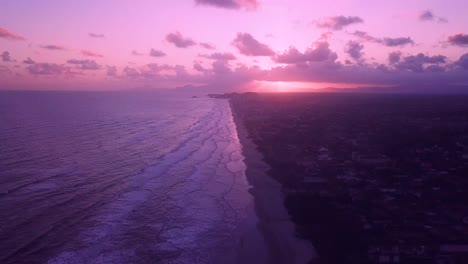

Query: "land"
(227, 92), (468, 264)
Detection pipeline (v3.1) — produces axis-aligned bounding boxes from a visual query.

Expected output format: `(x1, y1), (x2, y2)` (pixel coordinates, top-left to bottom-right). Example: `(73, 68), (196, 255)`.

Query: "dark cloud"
(81, 50), (104, 58)
(40, 45), (67, 51)
(67, 59), (101, 70)
(200, 42), (216, 50)
(352, 31), (414, 47)
(149, 49), (166, 57)
(393, 53), (447, 73)
(388, 51), (402, 64)
(23, 57), (35, 64)
(448, 34), (468, 47)
(0, 26), (25, 40)
(194, 0), (258, 10)
(166, 32), (197, 48)
(419, 10), (448, 23)
(345, 41), (364, 61)
(455, 53), (468, 69)
(382, 37), (414, 47)
(106, 65), (118, 76)
(1, 51), (14, 62)
(316, 16), (363, 30)
(232, 33), (274, 56)
(273, 41), (337, 64)
(89, 33), (105, 38)
(27, 63), (68, 75)
(199, 52), (237, 60)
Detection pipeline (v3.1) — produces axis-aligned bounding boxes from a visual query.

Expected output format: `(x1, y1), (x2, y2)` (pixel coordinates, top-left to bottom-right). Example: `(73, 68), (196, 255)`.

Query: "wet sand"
(230, 101), (318, 264)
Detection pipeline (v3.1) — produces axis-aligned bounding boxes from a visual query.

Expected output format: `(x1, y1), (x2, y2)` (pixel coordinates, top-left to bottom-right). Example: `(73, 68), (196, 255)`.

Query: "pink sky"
(1, 0), (468, 92)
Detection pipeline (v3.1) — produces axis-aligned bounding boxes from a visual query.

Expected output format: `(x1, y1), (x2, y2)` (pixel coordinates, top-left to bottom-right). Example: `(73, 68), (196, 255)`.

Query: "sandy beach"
(230, 101), (318, 264)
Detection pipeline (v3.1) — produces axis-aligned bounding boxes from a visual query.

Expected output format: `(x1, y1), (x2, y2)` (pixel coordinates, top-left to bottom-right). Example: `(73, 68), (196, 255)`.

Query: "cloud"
(81, 50), (104, 58)
(316, 16), (363, 30)
(89, 33), (105, 38)
(1, 51), (14, 62)
(448, 34), (468, 47)
(388, 51), (401, 64)
(132, 50), (144, 56)
(27, 63), (69, 75)
(382, 37), (414, 47)
(106, 65), (118, 76)
(419, 10), (448, 23)
(23, 57), (35, 64)
(455, 54), (468, 69)
(166, 32), (197, 48)
(149, 49), (166, 57)
(0, 26), (25, 40)
(194, 0), (258, 10)
(273, 41), (337, 64)
(67, 59), (101, 70)
(232, 33), (274, 56)
(40, 45), (67, 51)
(345, 41), (364, 61)
(393, 53), (447, 72)
(199, 52), (237, 60)
(352, 31), (414, 47)
(200, 42), (216, 50)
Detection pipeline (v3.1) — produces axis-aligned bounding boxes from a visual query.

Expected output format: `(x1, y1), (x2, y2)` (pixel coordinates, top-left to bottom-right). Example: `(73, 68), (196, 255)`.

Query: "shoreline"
(230, 100), (318, 264)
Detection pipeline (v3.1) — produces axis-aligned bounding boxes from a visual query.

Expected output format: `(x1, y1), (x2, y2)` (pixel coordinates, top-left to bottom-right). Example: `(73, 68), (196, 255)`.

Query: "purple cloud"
(200, 52), (237, 60)
(149, 49), (166, 57)
(40, 45), (67, 51)
(232, 33), (274, 56)
(106, 65), (118, 76)
(200, 42), (216, 50)
(1, 51), (14, 62)
(352, 31), (380, 42)
(393, 53), (446, 72)
(316, 16), (363, 30)
(67, 59), (101, 70)
(448, 34), (468, 47)
(388, 51), (402, 64)
(132, 50), (144, 56)
(23, 57), (35, 64)
(27, 63), (68, 75)
(345, 41), (364, 61)
(382, 37), (414, 47)
(419, 10), (447, 23)
(273, 41), (337, 64)
(455, 54), (468, 69)
(194, 0), (258, 10)
(0, 26), (25, 41)
(166, 32), (197, 48)
(89, 33), (105, 38)
(81, 50), (104, 58)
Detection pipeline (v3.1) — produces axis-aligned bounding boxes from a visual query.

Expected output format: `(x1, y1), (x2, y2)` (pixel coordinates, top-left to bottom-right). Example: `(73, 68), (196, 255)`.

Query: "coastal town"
(226, 92), (468, 264)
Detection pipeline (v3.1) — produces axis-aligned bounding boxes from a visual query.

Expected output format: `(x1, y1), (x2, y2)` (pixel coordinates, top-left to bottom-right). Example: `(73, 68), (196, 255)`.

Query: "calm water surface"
(0, 91), (261, 264)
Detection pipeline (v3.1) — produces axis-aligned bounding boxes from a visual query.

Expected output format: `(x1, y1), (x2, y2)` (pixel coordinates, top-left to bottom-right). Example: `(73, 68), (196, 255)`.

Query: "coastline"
(230, 100), (318, 264)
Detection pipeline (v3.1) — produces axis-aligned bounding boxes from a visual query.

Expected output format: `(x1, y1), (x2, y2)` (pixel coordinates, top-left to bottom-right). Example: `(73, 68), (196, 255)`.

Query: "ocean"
(0, 91), (263, 264)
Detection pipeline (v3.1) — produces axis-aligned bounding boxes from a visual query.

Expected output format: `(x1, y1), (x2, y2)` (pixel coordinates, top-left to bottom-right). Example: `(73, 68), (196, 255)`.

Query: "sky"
(1, 0), (468, 92)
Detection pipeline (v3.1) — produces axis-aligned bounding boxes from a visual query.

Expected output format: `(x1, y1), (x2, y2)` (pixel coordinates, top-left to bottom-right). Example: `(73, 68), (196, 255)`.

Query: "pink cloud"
(0, 26), (25, 41)
(166, 32), (197, 48)
(23, 57), (35, 64)
(273, 41), (337, 64)
(40, 45), (67, 51)
(81, 50), (104, 58)
(194, 0), (258, 10)
(27, 63), (69, 75)
(200, 42), (216, 50)
(232, 33), (274, 56)
(132, 50), (144, 56)
(316, 16), (363, 30)
(89, 33), (105, 38)
(199, 52), (236, 60)
(106, 65), (118, 76)
(1, 51), (14, 62)
(149, 49), (166, 57)
(67, 59), (101, 70)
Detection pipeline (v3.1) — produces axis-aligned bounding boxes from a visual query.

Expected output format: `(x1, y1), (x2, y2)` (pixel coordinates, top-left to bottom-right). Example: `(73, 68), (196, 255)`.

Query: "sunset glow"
(1, 0), (468, 92)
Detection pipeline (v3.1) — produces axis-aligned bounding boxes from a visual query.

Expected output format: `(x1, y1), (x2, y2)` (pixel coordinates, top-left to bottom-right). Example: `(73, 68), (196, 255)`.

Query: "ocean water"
(0, 91), (262, 264)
